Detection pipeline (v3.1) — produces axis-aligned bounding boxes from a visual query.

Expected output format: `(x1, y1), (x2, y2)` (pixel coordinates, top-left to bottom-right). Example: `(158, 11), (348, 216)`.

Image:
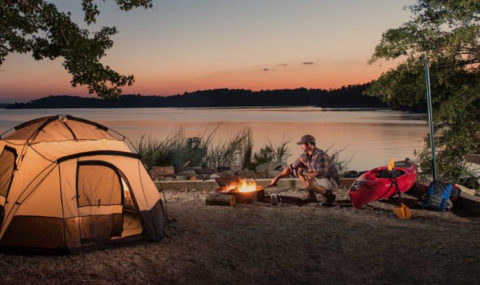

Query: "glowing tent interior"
(0, 115), (167, 251)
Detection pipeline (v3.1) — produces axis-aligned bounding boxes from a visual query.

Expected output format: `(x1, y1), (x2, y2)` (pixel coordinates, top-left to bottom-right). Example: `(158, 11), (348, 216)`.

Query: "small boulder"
(237, 168), (256, 179)
(256, 162), (274, 177)
(198, 174), (211, 180)
(150, 166), (175, 180)
(219, 170), (235, 177)
(195, 168), (215, 175)
(230, 164), (243, 173)
(343, 170), (359, 178)
(176, 170), (196, 179)
(216, 166), (231, 172)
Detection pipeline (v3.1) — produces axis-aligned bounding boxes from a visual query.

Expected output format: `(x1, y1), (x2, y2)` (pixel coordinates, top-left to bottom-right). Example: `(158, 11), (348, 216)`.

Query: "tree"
(366, 0), (480, 183)
(0, 0), (153, 98)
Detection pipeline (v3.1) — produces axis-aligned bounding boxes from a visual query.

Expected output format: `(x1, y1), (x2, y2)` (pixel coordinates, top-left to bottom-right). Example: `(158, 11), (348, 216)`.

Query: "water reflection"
(0, 107), (428, 171)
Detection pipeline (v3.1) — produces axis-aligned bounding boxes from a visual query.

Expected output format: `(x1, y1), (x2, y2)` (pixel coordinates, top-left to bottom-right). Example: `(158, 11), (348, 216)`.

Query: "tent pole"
(422, 55), (438, 181)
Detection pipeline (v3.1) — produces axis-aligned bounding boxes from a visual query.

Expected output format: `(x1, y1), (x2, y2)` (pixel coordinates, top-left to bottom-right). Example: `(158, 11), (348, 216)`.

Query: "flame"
(223, 179), (257, 193)
(387, 158), (395, 171)
(237, 179), (257, 192)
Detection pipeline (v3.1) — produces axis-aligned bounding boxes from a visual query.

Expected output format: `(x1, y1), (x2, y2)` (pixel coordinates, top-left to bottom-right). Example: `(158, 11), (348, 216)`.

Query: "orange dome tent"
(0, 115), (167, 251)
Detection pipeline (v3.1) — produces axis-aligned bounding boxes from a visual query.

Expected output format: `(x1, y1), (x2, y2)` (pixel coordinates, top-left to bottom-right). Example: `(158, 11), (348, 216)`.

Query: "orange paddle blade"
(388, 158), (395, 171)
(394, 203), (412, 219)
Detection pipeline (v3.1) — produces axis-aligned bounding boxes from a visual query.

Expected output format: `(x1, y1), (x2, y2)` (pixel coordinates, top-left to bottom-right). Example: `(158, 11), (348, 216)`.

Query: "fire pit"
(205, 177), (265, 206)
(216, 177), (265, 202)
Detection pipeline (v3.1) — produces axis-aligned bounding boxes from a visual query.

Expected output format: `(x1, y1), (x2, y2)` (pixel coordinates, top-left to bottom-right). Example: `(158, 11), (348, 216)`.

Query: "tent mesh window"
(0, 148), (15, 198)
(77, 163), (122, 207)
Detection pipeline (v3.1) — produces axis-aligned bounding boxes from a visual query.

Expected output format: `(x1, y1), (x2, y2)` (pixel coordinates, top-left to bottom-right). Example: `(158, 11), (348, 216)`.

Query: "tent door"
(120, 177), (142, 238)
(77, 161), (124, 243)
(0, 146), (17, 225)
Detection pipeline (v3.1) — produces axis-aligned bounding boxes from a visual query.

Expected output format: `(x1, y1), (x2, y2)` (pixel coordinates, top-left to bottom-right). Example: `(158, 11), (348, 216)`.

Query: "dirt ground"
(1, 186), (480, 285)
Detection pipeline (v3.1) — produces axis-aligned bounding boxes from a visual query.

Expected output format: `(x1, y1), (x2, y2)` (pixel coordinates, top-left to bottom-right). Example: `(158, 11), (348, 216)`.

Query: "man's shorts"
(315, 177), (339, 192)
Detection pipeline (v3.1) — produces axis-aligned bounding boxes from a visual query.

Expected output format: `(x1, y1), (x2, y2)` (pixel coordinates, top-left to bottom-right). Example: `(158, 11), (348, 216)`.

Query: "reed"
(325, 144), (353, 172)
(253, 137), (290, 167)
(204, 127), (251, 169)
(136, 127), (215, 170)
(136, 128), (350, 174)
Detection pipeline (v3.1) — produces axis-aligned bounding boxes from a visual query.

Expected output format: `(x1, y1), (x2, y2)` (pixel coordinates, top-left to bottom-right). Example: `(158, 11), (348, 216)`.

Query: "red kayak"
(349, 158), (417, 208)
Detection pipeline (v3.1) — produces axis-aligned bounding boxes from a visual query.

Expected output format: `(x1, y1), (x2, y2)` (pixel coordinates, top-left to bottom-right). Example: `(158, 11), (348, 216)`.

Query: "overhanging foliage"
(367, 0), (480, 183)
(1, 0), (153, 98)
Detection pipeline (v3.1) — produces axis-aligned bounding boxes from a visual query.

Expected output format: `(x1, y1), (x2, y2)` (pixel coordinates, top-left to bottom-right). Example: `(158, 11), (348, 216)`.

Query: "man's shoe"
(322, 191), (336, 206)
(304, 190), (317, 202)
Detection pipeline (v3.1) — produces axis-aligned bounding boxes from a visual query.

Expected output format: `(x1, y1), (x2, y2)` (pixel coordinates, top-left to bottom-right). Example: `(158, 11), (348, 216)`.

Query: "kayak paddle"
(388, 158), (412, 219)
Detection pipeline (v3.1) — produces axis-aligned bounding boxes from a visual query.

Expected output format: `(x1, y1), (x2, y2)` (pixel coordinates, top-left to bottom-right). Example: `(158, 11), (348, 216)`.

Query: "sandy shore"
(1, 187), (480, 284)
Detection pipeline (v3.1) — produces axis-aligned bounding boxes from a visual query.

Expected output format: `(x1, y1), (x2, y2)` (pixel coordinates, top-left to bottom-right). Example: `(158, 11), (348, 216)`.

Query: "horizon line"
(1, 82), (371, 104)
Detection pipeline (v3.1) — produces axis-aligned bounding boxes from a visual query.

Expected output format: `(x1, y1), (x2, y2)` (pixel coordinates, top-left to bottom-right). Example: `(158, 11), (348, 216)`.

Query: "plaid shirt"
(289, 148), (340, 184)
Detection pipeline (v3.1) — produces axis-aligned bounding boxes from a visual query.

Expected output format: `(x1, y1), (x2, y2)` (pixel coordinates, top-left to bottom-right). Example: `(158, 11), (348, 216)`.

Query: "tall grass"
(136, 128), (350, 174)
(253, 137), (290, 167)
(136, 127), (215, 170)
(136, 126), (251, 170)
(242, 128), (254, 170)
(204, 128), (251, 169)
(325, 144), (352, 172)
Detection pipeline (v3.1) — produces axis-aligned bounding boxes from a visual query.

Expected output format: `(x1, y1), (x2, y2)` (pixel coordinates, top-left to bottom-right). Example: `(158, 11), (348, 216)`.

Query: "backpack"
(421, 181), (454, 211)
(449, 185), (461, 201)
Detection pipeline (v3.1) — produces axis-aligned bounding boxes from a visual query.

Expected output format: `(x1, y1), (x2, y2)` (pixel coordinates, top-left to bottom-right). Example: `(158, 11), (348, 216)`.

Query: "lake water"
(0, 107), (428, 171)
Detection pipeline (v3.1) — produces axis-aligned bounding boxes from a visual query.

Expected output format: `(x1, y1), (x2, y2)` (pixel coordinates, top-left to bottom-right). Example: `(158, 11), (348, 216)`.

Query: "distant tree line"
(6, 84), (389, 109)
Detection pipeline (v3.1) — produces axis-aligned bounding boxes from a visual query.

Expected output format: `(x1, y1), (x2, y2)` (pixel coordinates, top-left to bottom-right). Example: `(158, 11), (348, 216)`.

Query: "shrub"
(325, 145), (352, 173)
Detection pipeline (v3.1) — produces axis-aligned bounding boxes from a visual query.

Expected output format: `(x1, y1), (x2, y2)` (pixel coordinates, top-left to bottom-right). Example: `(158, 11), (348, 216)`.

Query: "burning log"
(206, 177), (266, 206)
(206, 193), (237, 207)
(235, 189), (266, 203)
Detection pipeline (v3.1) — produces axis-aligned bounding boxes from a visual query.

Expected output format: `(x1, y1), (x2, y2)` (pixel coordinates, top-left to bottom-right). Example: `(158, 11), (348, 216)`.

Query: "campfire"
(206, 177), (266, 206)
(218, 179), (263, 193)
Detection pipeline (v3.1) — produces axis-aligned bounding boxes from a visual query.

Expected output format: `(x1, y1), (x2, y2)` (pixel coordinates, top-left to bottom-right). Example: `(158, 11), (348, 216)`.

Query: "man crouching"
(270, 134), (339, 206)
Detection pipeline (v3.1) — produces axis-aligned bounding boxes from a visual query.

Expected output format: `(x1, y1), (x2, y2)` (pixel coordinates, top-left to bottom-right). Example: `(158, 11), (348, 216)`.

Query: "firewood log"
(205, 193), (236, 206)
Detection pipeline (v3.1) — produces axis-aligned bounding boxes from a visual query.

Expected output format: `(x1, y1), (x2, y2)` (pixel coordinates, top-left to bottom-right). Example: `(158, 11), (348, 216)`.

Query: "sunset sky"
(0, 0), (413, 102)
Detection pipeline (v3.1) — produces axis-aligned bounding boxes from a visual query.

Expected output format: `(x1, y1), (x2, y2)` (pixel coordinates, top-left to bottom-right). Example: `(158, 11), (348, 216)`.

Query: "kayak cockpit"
(373, 169), (405, 179)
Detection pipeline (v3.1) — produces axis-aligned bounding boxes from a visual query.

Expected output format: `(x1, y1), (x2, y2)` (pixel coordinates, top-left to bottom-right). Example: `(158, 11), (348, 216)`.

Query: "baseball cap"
(296, 134), (315, 145)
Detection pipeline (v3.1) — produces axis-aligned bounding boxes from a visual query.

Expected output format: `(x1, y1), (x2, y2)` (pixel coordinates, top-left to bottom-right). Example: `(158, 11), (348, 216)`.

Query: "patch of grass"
(253, 137), (290, 167)
(325, 144), (352, 172)
(204, 127), (251, 169)
(241, 127), (254, 170)
(136, 128), (349, 175)
(136, 127), (215, 170)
